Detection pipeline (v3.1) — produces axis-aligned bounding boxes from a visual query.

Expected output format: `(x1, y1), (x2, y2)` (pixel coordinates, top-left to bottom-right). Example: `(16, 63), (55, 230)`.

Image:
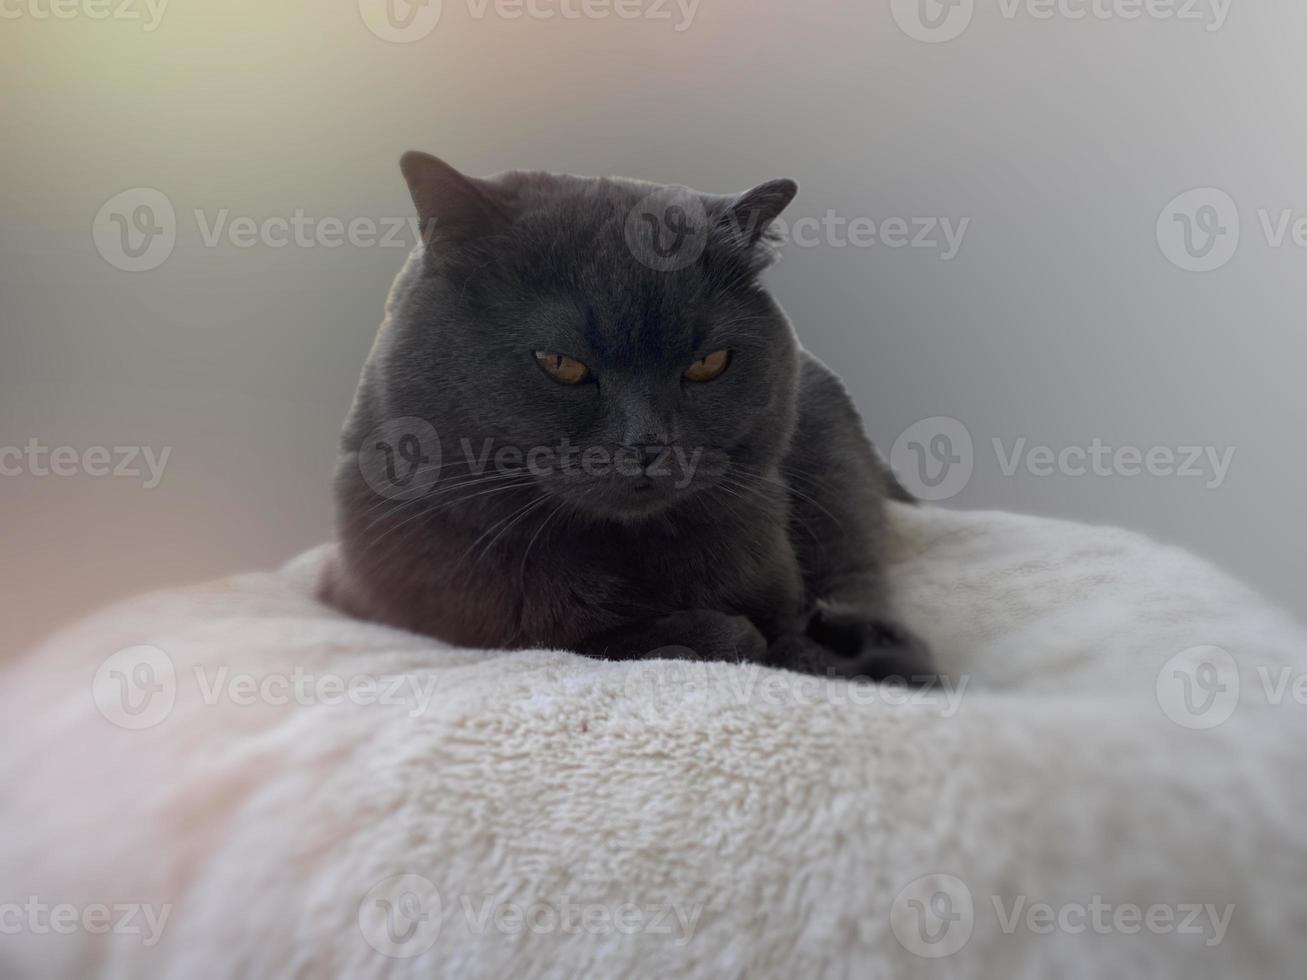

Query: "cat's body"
(325, 153), (934, 681)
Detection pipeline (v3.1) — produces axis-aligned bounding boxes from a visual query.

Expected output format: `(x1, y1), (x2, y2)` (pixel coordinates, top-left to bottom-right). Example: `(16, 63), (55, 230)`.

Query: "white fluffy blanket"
(4, 503), (1306, 979)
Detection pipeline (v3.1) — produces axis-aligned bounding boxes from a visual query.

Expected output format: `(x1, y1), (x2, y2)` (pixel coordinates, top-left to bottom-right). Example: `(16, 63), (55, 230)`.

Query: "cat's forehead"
(502, 170), (694, 222)
(498, 176), (723, 329)
(510, 175), (708, 268)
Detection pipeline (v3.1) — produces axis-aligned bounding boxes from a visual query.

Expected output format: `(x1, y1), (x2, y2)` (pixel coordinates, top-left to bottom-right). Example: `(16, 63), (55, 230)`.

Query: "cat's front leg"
(576, 609), (768, 664)
(765, 623), (935, 685)
(792, 598), (937, 685)
(759, 561), (937, 684)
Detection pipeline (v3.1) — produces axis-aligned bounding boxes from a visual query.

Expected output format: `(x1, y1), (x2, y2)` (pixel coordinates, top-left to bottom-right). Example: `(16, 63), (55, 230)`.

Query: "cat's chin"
(550, 480), (697, 524)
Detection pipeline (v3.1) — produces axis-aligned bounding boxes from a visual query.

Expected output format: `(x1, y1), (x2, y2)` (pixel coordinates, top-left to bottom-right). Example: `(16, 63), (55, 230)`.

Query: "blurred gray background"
(3, 0), (1304, 655)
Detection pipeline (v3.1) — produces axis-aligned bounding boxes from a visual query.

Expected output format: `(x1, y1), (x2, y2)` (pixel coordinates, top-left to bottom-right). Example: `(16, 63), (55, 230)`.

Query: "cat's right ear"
(721, 178), (799, 248)
(399, 151), (506, 244)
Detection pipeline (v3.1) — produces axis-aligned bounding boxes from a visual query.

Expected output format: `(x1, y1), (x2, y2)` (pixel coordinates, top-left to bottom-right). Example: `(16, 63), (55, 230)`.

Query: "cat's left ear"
(718, 178), (799, 249)
(400, 150), (507, 244)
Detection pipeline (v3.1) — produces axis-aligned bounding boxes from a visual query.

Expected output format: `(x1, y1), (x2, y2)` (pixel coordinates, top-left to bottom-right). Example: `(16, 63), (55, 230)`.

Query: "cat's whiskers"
(710, 481), (749, 505)
(355, 477), (513, 535)
(516, 493), (577, 581)
(717, 470), (832, 553)
(359, 492), (528, 585)
(361, 481), (538, 573)
(773, 461), (843, 496)
(456, 491), (552, 572)
(361, 478), (538, 568)
(357, 468), (529, 529)
(726, 462), (844, 529)
(352, 465), (530, 530)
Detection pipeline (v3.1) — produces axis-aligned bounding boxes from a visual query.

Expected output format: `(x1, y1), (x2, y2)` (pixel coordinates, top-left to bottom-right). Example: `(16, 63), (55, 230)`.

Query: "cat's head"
(368, 151), (802, 522)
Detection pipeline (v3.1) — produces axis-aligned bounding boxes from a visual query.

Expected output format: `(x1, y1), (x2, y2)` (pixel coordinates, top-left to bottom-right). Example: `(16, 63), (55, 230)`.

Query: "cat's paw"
(638, 610), (768, 665)
(802, 605), (937, 686)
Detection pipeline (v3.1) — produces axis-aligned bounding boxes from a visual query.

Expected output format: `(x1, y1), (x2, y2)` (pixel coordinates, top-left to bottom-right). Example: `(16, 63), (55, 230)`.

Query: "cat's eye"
(534, 351), (591, 385)
(684, 349), (731, 383)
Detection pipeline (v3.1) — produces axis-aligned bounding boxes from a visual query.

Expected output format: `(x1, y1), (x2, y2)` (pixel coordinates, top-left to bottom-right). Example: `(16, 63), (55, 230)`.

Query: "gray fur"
(323, 153), (934, 683)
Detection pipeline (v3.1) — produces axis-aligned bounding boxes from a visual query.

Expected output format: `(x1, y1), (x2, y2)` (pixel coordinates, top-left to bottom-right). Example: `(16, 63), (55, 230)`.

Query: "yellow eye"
(534, 351), (590, 385)
(684, 349), (731, 383)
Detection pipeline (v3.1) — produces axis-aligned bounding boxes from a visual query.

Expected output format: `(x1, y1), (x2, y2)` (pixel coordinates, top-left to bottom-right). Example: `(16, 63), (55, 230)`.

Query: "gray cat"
(323, 152), (935, 682)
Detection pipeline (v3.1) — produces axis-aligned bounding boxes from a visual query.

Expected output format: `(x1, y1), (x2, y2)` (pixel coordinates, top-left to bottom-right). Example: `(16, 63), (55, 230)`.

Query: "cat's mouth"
(555, 473), (692, 520)
(527, 443), (730, 520)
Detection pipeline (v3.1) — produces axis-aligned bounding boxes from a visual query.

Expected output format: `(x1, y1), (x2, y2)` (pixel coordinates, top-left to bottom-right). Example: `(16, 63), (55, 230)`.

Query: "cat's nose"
(622, 435), (671, 473)
(622, 429), (671, 453)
